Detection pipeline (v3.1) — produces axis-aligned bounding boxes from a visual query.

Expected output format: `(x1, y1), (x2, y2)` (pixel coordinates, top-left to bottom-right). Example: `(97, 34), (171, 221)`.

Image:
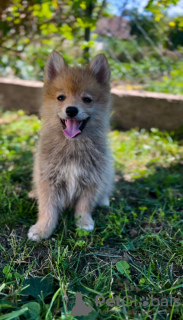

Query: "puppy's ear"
(88, 54), (110, 84)
(45, 51), (68, 81)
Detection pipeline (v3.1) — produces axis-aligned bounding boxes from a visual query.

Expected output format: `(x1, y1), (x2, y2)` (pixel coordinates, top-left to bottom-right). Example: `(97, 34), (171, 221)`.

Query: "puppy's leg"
(74, 191), (96, 231)
(29, 151), (40, 200)
(28, 180), (58, 241)
(97, 163), (114, 207)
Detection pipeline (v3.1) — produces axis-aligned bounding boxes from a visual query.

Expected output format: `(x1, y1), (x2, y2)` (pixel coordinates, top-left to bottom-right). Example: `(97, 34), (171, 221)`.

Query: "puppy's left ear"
(88, 54), (110, 84)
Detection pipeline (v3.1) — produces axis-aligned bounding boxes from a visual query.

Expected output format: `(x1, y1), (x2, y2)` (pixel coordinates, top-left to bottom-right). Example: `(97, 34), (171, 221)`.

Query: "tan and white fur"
(28, 51), (114, 241)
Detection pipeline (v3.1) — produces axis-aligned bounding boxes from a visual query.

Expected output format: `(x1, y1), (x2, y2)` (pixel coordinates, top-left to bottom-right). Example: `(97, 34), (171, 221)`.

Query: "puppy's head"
(42, 51), (111, 139)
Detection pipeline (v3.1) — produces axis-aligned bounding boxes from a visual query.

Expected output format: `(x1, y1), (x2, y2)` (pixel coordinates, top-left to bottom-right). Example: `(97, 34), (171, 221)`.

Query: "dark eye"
(82, 97), (92, 103)
(57, 95), (66, 101)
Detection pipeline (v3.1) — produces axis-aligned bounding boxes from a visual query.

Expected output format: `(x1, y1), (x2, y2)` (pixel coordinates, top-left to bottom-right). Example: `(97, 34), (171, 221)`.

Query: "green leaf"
(21, 302), (41, 320)
(14, 272), (21, 279)
(116, 260), (130, 274)
(145, 0), (154, 10)
(41, 2), (52, 19)
(139, 278), (146, 285)
(0, 307), (28, 320)
(116, 260), (132, 280)
(3, 266), (10, 274)
(6, 272), (12, 280)
(22, 277), (54, 301)
(60, 25), (73, 40)
(179, 21), (183, 27)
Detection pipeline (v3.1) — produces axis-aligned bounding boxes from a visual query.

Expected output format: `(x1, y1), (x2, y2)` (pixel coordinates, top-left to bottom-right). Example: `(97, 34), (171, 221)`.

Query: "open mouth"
(60, 117), (90, 138)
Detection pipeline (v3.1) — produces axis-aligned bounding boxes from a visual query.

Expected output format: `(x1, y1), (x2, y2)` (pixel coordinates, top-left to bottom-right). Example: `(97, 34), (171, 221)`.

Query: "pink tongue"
(63, 119), (81, 138)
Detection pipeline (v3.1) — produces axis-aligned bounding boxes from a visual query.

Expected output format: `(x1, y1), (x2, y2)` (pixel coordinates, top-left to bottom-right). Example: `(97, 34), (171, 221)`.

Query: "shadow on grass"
(114, 162), (183, 213)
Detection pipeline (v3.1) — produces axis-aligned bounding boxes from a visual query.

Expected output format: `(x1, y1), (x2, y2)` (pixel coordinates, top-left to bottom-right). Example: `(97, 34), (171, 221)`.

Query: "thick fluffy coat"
(28, 51), (114, 241)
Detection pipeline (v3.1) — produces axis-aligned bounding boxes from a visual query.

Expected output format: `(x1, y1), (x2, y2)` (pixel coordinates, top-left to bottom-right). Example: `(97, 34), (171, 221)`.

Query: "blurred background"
(0, 0), (183, 95)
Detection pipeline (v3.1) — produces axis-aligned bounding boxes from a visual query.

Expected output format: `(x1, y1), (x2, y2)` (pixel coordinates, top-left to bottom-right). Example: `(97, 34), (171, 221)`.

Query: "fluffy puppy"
(28, 51), (114, 241)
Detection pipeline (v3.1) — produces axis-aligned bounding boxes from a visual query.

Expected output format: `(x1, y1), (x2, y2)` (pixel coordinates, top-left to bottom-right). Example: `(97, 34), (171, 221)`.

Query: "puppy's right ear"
(45, 51), (68, 81)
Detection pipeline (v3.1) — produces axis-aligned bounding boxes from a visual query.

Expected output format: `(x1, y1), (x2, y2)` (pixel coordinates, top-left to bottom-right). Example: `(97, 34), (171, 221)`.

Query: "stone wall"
(1, 77), (183, 131)
(0, 78), (43, 114)
(111, 88), (183, 131)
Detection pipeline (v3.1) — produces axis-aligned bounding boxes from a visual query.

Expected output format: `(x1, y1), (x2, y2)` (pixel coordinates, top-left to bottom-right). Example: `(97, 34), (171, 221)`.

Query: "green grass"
(1, 111), (183, 319)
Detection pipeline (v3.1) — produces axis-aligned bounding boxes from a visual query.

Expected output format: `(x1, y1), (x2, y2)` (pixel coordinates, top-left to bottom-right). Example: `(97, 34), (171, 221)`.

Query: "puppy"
(28, 51), (114, 241)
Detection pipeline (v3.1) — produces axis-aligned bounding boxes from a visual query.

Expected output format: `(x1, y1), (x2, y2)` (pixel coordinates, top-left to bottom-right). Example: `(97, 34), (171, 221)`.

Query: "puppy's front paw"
(28, 223), (51, 241)
(76, 215), (94, 231)
(28, 189), (37, 199)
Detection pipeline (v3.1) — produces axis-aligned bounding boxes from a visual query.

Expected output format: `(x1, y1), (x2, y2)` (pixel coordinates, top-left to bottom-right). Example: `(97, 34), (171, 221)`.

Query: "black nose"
(66, 106), (78, 118)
